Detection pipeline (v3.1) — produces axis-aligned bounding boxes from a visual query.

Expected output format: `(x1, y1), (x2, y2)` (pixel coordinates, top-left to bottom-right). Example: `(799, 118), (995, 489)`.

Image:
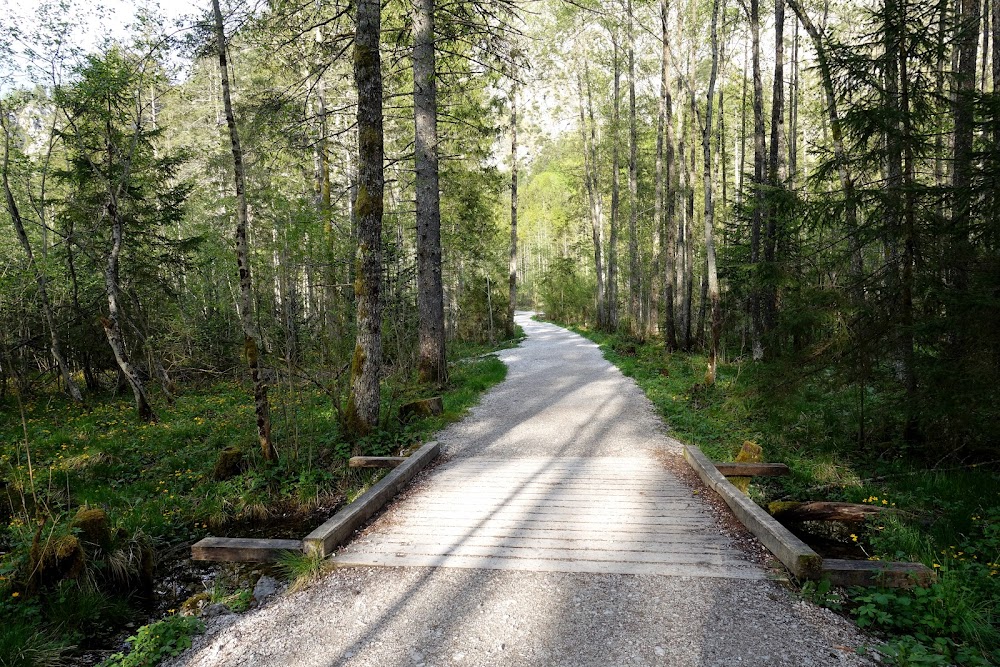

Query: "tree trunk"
(212, 0), (275, 459)
(685, 102), (696, 350)
(345, 0), (385, 438)
(608, 37), (622, 332)
(704, 0), (722, 385)
(579, 70), (606, 328)
(661, 0), (678, 350)
(786, 0), (863, 298)
(413, 0), (447, 384)
(627, 0), (641, 337)
(789, 20), (800, 187)
(1, 110), (84, 405)
(509, 77), (519, 334)
(763, 0), (786, 341)
(750, 0), (767, 361)
(653, 0), (671, 340)
(952, 0), (979, 298)
(675, 99), (690, 350)
(103, 199), (156, 423)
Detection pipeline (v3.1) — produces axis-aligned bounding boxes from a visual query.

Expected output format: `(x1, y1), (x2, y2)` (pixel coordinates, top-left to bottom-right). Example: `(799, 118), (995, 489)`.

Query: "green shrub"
(99, 615), (204, 667)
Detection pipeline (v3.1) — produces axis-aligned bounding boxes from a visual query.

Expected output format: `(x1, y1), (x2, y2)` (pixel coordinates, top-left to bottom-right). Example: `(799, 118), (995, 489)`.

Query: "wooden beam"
(769, 501), (887, 523)
(714, 462), (790, 476)
(822, 558), (935, 588)
(191, 537), (302, 562)
(683, 445), (823, 580)
(304, 441), (441, 557)
(350, 456), (406, 469)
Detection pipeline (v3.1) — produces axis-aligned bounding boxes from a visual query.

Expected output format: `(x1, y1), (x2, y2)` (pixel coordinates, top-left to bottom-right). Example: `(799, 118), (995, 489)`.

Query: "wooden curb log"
(191, 537), (302, 563)
(683, 445), (934, 588)
(191, 440), (440, 563)
(684, 445), (823, 580)
(303, 440), (440, 558)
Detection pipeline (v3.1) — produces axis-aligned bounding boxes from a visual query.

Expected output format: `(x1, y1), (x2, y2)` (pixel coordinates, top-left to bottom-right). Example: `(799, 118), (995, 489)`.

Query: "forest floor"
(169, 313), (874, 667)
(0, 336), (516, 666)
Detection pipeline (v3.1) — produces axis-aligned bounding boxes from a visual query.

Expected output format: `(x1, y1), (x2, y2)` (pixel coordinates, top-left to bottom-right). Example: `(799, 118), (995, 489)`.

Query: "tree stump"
(728, 441), (763, 494)
(398, 396), (443, 422)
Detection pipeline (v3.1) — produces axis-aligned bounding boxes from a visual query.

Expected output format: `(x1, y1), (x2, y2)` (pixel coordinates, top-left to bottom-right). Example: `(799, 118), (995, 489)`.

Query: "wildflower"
(11, 592), (19, 598)
(932, 563), (940, 568)
(850, 534), (858, 542)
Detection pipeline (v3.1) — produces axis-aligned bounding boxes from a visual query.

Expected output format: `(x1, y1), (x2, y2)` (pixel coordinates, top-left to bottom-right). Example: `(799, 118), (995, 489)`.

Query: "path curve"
(173, 313), (874, 667)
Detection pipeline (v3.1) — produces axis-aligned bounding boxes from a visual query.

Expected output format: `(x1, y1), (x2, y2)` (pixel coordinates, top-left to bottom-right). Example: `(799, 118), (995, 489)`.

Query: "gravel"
(170, 313), (878, 667)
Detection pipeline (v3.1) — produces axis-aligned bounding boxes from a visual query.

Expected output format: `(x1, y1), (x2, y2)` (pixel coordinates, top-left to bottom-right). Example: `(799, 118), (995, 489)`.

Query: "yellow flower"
(850, 534), (858, 542)
(11, 592), (19, 598)
(932, 563), (941, 568)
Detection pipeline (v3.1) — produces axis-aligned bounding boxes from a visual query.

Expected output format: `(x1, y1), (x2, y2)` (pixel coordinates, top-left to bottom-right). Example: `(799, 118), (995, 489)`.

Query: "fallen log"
(349, 456), (406, 469)
(768, 501), (887, 523)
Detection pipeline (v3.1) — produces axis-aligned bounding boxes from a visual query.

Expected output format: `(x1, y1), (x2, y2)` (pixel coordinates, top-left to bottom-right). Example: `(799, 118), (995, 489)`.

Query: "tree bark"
(789, 20), (799, 187)
(103, 198), (156, 423)
(763, 0), (786, 341)
(749, 0), (767, 361)
(627, 0), (641, 337)
(413, 0), (447, 384)
(212, 0), (275, 459)
(704, 0), (722, 385)
(579, 70), (606, 328)
(345, 0), (385, 438)
(608, 37), (622, 332)
(952, 0), (979, 297)
(509, 77), (518, 335)
(1, 110), (84, 405)
(660, 0), (678, 349)
(675, 100), (690, 350)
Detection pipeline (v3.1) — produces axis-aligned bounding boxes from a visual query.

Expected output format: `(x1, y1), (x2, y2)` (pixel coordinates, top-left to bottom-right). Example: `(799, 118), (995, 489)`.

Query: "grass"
(0, 332), (516, 666)
(564, 323), (1000, 667)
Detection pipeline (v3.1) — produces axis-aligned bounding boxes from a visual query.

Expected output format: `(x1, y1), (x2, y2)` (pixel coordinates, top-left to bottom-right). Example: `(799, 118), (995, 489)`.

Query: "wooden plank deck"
(333, 456), (765, 580)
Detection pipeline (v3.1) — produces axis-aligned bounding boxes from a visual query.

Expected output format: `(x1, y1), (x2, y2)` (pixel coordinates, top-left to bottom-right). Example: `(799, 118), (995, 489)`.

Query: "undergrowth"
(0, 331), (515, 666)
(566, 323), (1000, 666)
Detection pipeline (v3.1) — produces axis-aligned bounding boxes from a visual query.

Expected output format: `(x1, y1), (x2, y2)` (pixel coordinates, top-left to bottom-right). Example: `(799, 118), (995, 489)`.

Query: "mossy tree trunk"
(346, 0), (385, 438)
(413, 0), (447, 385)
(212, 0), (276, 461)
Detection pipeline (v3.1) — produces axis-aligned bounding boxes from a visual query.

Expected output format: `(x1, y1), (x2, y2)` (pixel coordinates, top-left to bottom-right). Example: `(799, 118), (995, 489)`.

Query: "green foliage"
(98, 616), (204, 667)
(275, 549), (332, 592)
(799, 577), (844, 611)
(562, 322), (1000, 664)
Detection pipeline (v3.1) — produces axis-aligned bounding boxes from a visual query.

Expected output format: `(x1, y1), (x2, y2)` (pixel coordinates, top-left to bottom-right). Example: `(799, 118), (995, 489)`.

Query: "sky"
(2, 0), (203, 89)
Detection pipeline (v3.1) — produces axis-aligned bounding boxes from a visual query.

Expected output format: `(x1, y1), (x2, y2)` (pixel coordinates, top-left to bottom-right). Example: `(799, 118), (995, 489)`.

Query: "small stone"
(202, 603), (230, 618)
(453, 652), (465, 661)
(654, 646), (665, 656)
(253, 575), (279, 601)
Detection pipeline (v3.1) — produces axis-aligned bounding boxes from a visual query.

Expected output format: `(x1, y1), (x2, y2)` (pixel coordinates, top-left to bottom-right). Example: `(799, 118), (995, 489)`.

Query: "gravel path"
(173, 313), (876, 667)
